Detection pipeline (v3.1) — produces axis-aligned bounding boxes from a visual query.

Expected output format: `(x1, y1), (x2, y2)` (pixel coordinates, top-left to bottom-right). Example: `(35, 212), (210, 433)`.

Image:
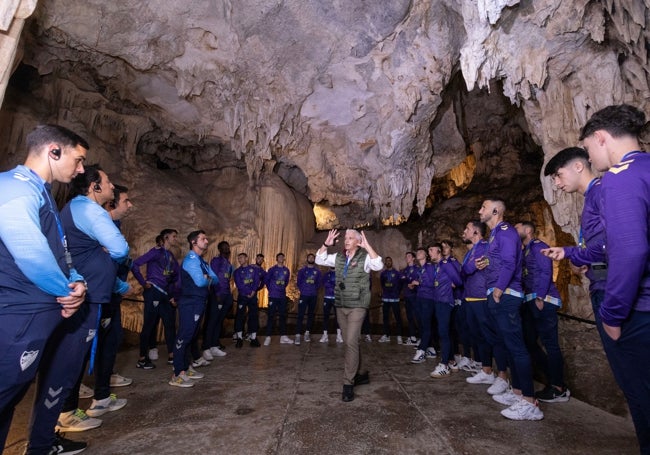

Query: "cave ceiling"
(1, 0), (650, 230)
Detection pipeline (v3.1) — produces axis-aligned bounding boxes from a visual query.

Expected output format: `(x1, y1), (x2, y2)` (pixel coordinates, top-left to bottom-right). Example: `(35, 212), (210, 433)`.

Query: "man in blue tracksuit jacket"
(0, 125), (88, 453)
(170, 230), (218, 388)
(27, 164), (130, 454)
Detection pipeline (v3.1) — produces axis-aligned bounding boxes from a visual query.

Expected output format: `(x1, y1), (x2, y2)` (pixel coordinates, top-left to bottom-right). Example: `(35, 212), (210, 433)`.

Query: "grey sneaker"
(86, 394), (127, 417)
(55, 408), (102, 432)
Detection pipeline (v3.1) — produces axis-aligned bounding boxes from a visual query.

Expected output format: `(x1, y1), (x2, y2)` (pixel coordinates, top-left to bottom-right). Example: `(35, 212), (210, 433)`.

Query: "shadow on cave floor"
(5, 338), (637, 455)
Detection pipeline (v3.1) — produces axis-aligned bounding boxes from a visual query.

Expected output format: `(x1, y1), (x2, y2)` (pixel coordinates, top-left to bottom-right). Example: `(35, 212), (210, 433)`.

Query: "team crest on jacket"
(20, 350), (39, 371)
(500, 225), (508, 230)
(86, 329), (97, 342)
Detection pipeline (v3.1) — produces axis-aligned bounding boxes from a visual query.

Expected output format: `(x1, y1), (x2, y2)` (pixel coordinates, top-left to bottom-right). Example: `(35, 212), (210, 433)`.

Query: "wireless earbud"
(492, 209), (498, 215)
(93, 182), (102, 192)
(50, 148), (61, 160)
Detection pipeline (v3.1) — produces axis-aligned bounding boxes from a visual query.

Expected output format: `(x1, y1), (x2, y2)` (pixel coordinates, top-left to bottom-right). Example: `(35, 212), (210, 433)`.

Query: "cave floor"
(5, 337), (638, 455)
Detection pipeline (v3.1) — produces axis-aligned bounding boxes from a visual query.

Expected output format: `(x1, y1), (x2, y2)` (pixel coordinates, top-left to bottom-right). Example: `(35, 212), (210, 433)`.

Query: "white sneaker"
(405, 337), (418, 346)
(411, 349), (426, 364)
(264, 337), (271, 346)
(336, 333), (344, 343)
(378, 334), (390, 343)
(280, 335), (293, 344)
(466, 370), (496, 384)
(425, 347), (437, 358)
(202, 349), (214, 361)
(456, 356), (471, 370)
(430, 363), (451, 378)
(191, 357), (210, 368)
(500, 399), (544, 421)
(487, 377), (509, 395)
(110, 373), (132, 387)
(304, 331), (311, 342)
(148, 348), (159, 360)
(364, 334), (372, 342)
(186, 366), (204, 379)
(397, 336), (403, 345)
(56, 408), (102, 432)
(210, 346), (227, 357)
(78, 383), (94, 399)
(493, 388), (520, 406)
(86, 394), (127, 417)
(319, 332), (329, 343)
(462, 360), (481, 373)
(294, 334), (301, 345)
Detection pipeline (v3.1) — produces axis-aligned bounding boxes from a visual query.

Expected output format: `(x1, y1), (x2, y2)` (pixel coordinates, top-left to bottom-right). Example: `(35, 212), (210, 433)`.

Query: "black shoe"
(535, 385), (571, 403)
(50, 431), (87, 454)
(167, 356), (174, 365)
(353, 371), (370, 386)
(136, 358), (155, 369)
(342, 384), (354, 402)
(235, 338), (243, 348)
(250, 338), (261, 347)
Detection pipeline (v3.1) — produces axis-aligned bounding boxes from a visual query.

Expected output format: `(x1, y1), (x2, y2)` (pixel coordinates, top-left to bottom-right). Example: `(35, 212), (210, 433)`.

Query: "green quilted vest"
(334, 248), (370, 308)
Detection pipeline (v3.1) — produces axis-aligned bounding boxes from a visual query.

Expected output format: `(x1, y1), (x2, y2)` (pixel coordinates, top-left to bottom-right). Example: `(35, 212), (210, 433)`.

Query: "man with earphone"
(26, 165), (131, 454)
(0, 125), (88, 454)
(476, 198), (542, 421)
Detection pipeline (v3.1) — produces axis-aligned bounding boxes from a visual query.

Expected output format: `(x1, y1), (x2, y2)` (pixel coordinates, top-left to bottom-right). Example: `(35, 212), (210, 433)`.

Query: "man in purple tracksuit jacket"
(476, 199), (542, 421)
(542, 147), (612, 394)
(233, 253), (263, 347)
(295, 253), (322, 343)
(400, 251), (420, 345)
(462, 220), (504, 387)
(319, 268), (343, 343)
(202, 241), (233, 359)
(378, 257), (403, 344)
(516, 221), (568, 403)
(427, 244), (462, 378)
(264, 253), (291, 344)
(132, 229), (180, 369)
(580, 104), (650, 453)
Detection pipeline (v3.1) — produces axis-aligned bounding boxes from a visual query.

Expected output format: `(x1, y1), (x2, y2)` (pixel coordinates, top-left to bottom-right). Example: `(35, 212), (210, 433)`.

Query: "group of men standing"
(1, 102), (648, 453)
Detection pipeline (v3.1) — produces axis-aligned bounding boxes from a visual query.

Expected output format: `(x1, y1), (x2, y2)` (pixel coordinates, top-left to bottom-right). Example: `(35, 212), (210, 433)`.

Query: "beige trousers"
(336, 307), (367, 385)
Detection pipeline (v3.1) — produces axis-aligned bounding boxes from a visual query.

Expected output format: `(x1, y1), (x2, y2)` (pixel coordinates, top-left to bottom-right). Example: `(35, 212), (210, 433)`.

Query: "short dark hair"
(26, 124), (90, 155)
(256, 253), (264, 258)
(441, 240), (453, 249)
(238, 252), (248, 258)
(579, 104), (646, 140)
(187, 230), (205, 249)
(217, 241), (229, 251)
(276, 253), (285, 260)
(69, 163), (102, 198)
(428, 243), (443, 253)
(155, 234), (164, 246)
(405, 251), (415, 258)
(468, 220), (487, 238)
(544, 147), (590, 176)
(160, 228), (178, 240)
(109, 184), (129, 208)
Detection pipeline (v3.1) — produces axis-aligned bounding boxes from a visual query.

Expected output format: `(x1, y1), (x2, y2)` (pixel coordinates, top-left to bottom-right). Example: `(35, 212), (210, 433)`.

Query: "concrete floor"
(4, 336), (638, 455)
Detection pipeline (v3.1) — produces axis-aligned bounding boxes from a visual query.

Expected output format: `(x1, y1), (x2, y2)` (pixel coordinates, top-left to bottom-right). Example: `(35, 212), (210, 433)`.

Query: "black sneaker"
(235, 338), (243, 348)
(353, 372), (370, 386)
(250, 338), (261, 347)
(50, 431), (87, 454)
(167, 356), (174, 365)
(136, 358), (155, 370)
(535, 385), (571, 403)
(342, 384), (354, 402)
